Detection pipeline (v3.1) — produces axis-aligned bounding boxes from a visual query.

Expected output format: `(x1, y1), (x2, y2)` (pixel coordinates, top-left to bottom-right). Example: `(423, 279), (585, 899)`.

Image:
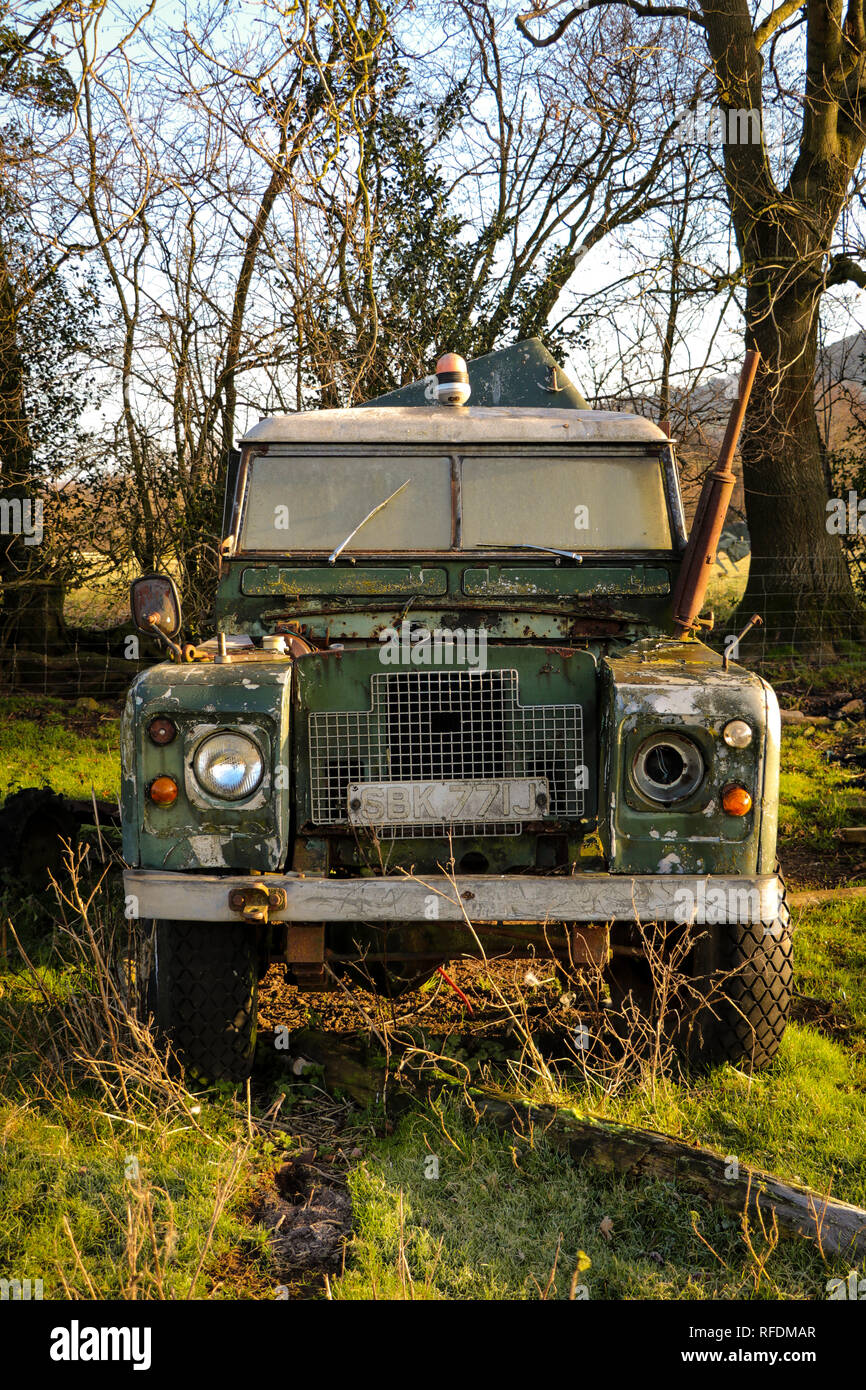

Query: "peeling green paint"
(241, 565), (448, 598)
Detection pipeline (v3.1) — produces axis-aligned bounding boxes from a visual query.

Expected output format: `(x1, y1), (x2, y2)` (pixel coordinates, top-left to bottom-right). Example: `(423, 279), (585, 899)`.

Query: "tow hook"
(228, 883), (287, 924)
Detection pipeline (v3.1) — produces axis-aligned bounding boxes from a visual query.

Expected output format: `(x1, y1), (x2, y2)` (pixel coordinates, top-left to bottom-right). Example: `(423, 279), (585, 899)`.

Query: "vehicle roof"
(240, 405), (669, 447)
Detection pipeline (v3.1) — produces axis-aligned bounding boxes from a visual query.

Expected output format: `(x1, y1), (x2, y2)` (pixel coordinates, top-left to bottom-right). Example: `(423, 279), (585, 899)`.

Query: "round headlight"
(723, 719), (753, 749)
(632, 732), (704, 804)
(193, 732), (264, 800)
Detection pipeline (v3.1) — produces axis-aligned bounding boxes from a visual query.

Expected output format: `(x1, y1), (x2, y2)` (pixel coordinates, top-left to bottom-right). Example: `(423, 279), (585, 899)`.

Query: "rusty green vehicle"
(121, 339), (790, 1081)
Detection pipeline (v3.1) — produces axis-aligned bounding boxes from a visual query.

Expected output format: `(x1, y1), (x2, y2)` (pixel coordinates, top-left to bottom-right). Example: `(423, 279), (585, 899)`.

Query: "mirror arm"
(146, 613), (186, 662)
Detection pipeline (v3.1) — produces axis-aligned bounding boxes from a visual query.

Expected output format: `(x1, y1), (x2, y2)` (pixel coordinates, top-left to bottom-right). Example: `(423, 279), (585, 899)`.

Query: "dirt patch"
(780, 837), (866, 890)
(203, 1240), (281, 1300)
(249, 1156), (353, 1284)
(790, 991), (858, 1043)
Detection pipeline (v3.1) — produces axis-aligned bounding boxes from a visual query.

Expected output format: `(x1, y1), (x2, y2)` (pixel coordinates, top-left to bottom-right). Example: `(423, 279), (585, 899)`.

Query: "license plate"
(347, 779), (548, 825)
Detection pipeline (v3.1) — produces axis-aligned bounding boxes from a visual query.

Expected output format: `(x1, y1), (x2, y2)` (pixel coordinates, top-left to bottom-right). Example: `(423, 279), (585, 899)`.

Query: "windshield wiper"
(328, 479), (411, 565)
(476, 542), (583, 563)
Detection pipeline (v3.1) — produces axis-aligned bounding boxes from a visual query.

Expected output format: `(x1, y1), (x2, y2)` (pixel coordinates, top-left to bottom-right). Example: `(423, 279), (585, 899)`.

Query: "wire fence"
(707, 553), (866, 667)
(0, 549), (862, 697)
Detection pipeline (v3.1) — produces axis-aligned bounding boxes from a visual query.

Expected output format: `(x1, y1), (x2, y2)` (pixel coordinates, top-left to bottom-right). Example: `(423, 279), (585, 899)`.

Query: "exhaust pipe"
(671, 349), (760, 637)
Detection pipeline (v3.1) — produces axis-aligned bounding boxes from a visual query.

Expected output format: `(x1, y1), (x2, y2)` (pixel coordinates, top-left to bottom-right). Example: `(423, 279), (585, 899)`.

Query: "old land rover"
(121, 339), (790, 1081)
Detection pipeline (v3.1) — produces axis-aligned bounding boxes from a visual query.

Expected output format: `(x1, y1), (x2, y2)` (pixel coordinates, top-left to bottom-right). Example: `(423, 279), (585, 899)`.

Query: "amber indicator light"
(149, 776), (179, 806)
(722, 785), (752, 816)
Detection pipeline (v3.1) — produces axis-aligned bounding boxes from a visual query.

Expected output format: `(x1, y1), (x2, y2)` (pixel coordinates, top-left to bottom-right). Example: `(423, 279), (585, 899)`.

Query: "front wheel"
(686, 895), (793, 1069)
(142, 919), (260, 1082)
(607, 892), (793, 1071)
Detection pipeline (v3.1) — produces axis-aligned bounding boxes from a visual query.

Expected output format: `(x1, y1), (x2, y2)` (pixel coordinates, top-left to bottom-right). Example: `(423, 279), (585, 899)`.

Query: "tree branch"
(515, 0), (704, 47)
(826, 253), (866, 287)
(754, 0), (806, 50)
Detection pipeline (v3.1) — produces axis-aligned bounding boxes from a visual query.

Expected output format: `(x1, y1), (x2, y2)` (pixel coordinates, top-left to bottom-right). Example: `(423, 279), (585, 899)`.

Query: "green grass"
(331, 1094), (849, 1300)
(760, 652), (866, 691)
(0, 694), (120, 802)
(329, 724), (866, 1299)
(327, 891), (866, 1299)
(0, 859), (341, 1300)
(795, 900), (866, 1057)
(0, 917), (278, 1300)
(0, 1094), (273, 1300)
(776, 724), (865, 872)
(3, 687), (866, 1299)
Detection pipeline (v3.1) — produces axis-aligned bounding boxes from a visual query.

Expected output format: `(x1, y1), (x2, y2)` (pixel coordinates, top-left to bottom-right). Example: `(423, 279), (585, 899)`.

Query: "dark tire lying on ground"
(142, 919), (260, 1082)
(607, 890), (793, 1071)
(0, 787), (78, 888)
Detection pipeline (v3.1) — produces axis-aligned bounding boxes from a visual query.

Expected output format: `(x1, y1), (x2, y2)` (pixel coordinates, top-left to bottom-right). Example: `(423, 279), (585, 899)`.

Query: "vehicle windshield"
(238, 451), (672, 553)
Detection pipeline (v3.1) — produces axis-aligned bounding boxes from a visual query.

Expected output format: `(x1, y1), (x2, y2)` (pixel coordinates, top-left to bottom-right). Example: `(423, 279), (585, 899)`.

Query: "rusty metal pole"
(671, 349), (760, 636)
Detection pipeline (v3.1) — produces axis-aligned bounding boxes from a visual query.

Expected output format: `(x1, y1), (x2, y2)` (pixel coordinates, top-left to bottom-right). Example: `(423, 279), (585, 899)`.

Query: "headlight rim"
(631, 730), (706, 805)
(192, 729), (265, 802)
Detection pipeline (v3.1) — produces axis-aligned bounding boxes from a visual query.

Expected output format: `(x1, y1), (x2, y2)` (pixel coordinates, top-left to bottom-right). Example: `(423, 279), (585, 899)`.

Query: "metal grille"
(309, 669), (584, 837)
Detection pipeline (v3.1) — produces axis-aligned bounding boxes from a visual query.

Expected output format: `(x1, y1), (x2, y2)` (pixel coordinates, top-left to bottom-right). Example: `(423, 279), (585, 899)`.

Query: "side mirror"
(130, 573), (182, 639)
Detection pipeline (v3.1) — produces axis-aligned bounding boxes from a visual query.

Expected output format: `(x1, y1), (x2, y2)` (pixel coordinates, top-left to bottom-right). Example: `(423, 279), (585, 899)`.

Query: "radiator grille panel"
(309, 669), (584, 837)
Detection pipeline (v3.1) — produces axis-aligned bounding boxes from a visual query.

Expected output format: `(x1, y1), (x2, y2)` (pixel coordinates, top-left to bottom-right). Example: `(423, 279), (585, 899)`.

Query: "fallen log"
(789, 884), (866, 909)
(458, 1088), (866, 1259)
(290, 1028), (866, 1259)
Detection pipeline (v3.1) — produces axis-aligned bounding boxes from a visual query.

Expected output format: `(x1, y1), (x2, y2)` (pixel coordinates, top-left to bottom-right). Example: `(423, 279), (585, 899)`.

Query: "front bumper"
(123, 870), (783, 925)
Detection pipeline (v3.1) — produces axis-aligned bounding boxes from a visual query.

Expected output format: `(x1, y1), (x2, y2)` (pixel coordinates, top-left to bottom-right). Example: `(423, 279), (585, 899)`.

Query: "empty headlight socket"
(623, 724), (716, 813)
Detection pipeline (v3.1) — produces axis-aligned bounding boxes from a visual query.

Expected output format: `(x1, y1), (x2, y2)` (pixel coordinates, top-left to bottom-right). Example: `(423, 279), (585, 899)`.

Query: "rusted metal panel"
(461, 567), (671, 598)
(121, 659), (294, 872)
(285, 924), (325, 963)
(124, 869), (782, 924)
(598, 643), (780, 876)
(570, 924), (611, 967)
(214, 563), (672, 637)
(240, 406), (670, 448)
(241, 566), (448, 597)
(291, 644), (599, 830)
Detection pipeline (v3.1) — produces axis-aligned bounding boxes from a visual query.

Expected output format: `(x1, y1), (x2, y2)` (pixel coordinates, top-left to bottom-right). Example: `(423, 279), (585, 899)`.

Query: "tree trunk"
(0, 244), (67, 649)
(692, 0), (866, 654)
(2, 578), (67, 650)
(738, 259), (865, 651)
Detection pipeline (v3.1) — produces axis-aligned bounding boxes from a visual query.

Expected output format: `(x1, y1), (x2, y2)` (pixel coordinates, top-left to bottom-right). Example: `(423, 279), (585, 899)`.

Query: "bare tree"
(271, 0), (688, 403)
(519, 0), (866, 650)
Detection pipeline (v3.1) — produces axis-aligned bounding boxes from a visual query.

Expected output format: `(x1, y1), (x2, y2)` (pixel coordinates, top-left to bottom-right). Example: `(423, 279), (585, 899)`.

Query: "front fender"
(600, 642), (779, 877)
(120, 658), (293, 871)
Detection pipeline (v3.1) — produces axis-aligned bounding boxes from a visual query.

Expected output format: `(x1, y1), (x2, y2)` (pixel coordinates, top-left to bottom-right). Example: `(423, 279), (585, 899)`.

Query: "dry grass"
(0, 848), (262, 1299)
